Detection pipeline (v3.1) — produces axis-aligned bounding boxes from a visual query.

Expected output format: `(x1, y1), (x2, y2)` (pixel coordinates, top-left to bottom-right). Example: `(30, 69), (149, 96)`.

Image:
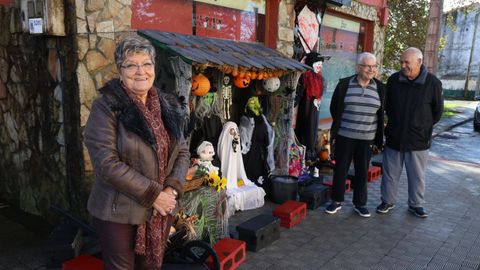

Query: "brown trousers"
(93, 217), (172, 270)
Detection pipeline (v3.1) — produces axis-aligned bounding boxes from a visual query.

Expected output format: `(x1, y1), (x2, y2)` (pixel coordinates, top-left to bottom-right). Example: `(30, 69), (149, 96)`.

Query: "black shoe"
(376, 202), (395, 214)
(354, 206), (371, 218)
(325, 202), (342, 214)
(408, 206), (428, 218)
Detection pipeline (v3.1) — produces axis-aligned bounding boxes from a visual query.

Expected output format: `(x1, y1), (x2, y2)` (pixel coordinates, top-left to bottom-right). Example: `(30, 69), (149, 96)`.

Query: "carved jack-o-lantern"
(262, 77), (281, 92)
(191, 74), (210, 96)
(234, 76), (250, 89)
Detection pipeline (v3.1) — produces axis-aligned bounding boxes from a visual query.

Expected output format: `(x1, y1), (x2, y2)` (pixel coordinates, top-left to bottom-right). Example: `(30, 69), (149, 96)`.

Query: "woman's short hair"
(114, 35), (156, 69)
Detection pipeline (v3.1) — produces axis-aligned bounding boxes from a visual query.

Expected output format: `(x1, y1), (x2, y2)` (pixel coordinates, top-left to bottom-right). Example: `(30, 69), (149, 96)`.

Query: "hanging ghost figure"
(217, 121), (266, 216)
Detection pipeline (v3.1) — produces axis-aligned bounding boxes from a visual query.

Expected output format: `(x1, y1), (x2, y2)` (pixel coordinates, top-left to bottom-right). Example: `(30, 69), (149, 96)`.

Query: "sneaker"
(376, 202), (395, 214)
(408, 206), (428, 218)
(325, 202), (342, 214)
(354, 206), (371, 218)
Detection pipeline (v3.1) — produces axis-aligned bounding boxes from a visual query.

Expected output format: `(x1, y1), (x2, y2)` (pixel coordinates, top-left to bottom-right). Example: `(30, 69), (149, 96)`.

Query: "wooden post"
(424, 0), (443, 74)
(464, 13), (479, 99)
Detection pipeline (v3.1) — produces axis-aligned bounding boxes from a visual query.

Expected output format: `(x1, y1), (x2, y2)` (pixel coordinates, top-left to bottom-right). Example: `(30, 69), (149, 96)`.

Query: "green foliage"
(438, 35), (448, 51)
(384, 0), (430, 72)
(441, 2), (480, 52)
(445, 12), (457, 32)
(441, 103), (460, 119)
(181, 186), (226, 245)
(193, 165), (209, 178)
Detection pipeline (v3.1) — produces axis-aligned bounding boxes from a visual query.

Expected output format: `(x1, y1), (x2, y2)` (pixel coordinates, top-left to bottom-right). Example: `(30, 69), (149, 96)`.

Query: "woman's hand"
(152, 189), (177, 216)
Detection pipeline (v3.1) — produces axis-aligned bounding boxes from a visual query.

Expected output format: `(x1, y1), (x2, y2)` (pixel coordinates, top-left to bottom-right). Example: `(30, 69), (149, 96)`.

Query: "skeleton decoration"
(222, 76), (233, 120)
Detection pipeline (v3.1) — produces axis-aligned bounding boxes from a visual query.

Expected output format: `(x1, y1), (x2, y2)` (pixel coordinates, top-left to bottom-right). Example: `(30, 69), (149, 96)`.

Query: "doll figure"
(196, 141), (219, 175)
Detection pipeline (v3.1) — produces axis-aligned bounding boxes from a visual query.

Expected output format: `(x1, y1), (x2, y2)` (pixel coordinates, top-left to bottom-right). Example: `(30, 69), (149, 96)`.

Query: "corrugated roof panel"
(139, 30), (309, 72)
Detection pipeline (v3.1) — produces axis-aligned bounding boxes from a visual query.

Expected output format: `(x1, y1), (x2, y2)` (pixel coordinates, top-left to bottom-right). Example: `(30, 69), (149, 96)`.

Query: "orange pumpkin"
(191, 74), (210, 96)
(234, 76), (251, 88)
(238, 69), (246, 78)
(319, 149), (329, 161)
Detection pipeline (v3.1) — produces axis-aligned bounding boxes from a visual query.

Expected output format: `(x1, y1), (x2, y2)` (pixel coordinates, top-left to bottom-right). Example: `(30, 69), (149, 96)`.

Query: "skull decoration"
(223, 75), (231, 86)
(262, 77), (281, 92)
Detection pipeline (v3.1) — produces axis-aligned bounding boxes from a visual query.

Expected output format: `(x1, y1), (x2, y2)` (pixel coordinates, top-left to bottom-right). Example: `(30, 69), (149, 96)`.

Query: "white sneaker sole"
(376, 205), (395, 214)
(354, 208), (371, 218)
(325, 206), (342, 214)
(408, 208), (428, 218)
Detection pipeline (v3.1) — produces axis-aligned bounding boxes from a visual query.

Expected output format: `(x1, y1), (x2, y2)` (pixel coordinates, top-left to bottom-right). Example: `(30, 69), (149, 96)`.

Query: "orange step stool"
(207, 238), (246, 270)
(367, 166), (382, 182)
(272, 200), (307, 228)
(62, 255), (103, 270)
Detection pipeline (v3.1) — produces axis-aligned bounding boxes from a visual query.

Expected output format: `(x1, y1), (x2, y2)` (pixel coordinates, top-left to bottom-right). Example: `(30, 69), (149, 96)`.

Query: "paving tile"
(424, 263), (445, 270)
(443, 262), (462, 270)
(459, 266), (475, 270)
(430, 255), (450, 265)
(460, 259), (480, 269)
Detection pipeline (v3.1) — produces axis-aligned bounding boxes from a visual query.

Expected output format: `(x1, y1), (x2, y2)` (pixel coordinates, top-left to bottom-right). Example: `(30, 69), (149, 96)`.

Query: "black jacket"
(384, 65), (444, 151)
(330, 75), (386, 148)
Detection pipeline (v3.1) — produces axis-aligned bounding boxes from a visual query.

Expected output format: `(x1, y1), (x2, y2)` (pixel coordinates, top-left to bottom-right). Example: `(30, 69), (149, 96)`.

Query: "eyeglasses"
(121, 62), (154, 73)
(358, 64), (378, 70)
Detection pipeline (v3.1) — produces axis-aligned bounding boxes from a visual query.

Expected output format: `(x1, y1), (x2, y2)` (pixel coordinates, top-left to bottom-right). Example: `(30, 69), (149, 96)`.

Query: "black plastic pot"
(269, 175), (298, 204)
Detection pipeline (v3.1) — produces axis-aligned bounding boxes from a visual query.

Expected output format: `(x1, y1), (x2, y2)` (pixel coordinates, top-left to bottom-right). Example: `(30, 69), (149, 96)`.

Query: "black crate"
(298, 175), (324, 193)
(298, 184), (330, 210)
(236, 214), (280, 252)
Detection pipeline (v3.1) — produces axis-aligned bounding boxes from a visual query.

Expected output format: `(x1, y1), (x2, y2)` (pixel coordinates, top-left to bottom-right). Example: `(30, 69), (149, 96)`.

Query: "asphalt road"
(430, 121), (480, 166)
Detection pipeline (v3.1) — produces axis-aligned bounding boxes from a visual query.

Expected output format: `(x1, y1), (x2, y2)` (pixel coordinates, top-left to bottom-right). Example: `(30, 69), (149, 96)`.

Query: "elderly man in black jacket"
(376, 47), (443, 218)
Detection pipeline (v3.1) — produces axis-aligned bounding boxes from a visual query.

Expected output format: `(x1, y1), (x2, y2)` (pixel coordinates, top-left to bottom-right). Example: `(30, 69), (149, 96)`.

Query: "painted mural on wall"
(131, 0), (266, 43)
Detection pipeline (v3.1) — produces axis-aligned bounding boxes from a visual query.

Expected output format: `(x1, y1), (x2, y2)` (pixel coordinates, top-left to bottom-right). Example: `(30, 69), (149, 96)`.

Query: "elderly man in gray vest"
(326, 52), (386, 218)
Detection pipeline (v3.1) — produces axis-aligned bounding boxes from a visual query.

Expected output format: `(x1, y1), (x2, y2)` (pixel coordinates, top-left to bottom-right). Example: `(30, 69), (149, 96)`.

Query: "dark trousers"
(93, 217), (172, 270)
(332, 135), (372, 207)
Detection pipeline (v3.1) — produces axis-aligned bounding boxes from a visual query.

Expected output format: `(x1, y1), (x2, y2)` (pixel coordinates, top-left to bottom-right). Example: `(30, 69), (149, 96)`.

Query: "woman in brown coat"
(84, 36), (190, 269)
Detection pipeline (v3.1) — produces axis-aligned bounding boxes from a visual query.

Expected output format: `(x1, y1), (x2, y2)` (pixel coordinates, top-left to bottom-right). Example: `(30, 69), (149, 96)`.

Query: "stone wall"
(0, 3), (69, 217)
(74, 0), (133, 177)
(277, 0), (296, 57)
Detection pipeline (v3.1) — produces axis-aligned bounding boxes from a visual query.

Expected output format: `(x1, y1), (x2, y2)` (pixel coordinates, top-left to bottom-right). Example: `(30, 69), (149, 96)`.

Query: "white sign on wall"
(28, 18), (43, 34)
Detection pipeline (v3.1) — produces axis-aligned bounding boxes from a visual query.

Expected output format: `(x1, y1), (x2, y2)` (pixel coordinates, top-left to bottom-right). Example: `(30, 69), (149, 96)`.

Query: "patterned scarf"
(125, 86), (171, 269)
(303, 70), (324, 100)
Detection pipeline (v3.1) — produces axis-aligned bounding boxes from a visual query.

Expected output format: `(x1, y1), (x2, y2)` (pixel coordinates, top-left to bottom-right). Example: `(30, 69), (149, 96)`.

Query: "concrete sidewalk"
(432, 100), (477, 138)
(0, 100), (479, 270)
